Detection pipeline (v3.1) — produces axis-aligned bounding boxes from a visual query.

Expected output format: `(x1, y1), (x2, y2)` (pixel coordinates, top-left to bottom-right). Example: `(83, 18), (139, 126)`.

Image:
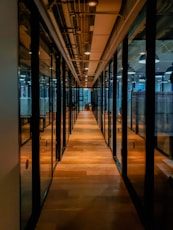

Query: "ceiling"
(19, 0), (173, 87)
(19, 0), (146, 86)
(42, 0), (123, 87)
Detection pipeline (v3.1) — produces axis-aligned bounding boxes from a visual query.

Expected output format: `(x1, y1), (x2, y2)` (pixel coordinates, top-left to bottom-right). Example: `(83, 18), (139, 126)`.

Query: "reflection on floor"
(35, 111), (144, 229)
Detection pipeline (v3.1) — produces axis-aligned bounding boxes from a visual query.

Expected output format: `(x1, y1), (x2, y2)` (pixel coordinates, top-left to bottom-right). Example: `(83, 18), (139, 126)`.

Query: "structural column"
(0, 1), (20, 229)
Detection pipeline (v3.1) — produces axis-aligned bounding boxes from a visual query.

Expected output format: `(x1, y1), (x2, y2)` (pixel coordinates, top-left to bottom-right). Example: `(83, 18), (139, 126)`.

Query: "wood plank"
(36, 111), (144, 229)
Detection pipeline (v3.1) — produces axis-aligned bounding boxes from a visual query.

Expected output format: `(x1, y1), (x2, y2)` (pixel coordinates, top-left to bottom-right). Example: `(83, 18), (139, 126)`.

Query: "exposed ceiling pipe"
(60, 0), (82, 76)
(69, 11), (123, 16)
(34, 0), (80, 85)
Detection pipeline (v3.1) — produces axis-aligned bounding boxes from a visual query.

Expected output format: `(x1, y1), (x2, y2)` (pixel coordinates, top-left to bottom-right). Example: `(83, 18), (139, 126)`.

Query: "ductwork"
(60, 0), (82, 76)
(34, 0), (80, 85)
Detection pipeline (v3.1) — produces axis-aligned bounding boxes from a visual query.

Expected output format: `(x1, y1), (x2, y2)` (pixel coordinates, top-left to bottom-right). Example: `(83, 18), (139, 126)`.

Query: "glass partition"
(52, 54), (57, 168)
(66, 71), (70, 144)
(39, 26), (53, 201)
(109, 61), (113, 149)
(154, 1), (173, 228)
(92, 83), (98, 121)
(127, 6), (146, 205)
(71, 81), (76, 128)
(116, 44), (123, 169)
(104, 68), (109, 144)
(97, 78), (102, 129)
(19, 1), (32, 228)
(61, 67), (64, 153)
(102, 75), (105, 136)
(78, 88), (91, 111)
(79, 88), (84, 110)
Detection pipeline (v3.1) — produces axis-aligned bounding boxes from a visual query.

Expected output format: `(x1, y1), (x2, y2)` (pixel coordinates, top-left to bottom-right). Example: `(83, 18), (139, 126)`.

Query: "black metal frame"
(144, 0), (156, 227)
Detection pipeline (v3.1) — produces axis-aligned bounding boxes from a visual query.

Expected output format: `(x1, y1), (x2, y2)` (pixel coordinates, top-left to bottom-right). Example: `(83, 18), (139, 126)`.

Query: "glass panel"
(109, 61), (113, 149)
(154, 1), (173, 228)
(116, 44), (122, 169)
(61, 71), (64, 153)
(79, 88), (84, 110)
(97, 77), (103, 129)
(94, 84), (98, 121)
(52, 53), (57, 167)
(102, 76), (105, 135)
(104, 69), (109, 144)
(19, 1), (32, 229)
(66, 71), (69, 144)
(39, 26), (52, 201)
(71, 84), (75, 128)
(127, 6), (146, 205)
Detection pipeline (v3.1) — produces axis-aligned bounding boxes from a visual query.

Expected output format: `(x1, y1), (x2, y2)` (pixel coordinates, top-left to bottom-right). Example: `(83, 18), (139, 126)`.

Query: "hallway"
(35, 111), (144, 230)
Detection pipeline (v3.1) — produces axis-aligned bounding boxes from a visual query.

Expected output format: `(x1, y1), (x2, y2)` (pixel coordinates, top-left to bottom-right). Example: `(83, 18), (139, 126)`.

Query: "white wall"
(0, 1), (20, 229)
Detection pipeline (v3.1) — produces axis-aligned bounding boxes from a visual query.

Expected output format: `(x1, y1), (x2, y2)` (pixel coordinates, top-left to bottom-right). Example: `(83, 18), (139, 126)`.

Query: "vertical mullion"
(144, 0), (156, 227)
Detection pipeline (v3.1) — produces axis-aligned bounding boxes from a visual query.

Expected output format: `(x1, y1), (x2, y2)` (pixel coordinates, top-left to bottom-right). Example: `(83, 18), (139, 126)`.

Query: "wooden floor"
(35, 111), (144, 230)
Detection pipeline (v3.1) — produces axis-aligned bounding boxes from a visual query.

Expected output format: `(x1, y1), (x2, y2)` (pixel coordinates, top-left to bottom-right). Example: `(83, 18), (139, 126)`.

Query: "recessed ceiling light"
(84, 51), (91, 55)
(88, 0), (98, 7)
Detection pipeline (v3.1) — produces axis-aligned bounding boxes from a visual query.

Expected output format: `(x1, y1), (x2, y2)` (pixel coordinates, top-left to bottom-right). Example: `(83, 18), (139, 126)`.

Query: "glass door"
(19, 1), (32, 228)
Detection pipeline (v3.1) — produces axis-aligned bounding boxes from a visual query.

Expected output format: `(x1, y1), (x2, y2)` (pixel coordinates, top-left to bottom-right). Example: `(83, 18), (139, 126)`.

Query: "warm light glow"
(88, 0), (98, 7)
(84, 51), (91, 55)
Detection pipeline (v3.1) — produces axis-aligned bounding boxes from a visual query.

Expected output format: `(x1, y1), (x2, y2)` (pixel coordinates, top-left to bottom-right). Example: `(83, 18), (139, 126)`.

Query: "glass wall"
(154, 1), (173, 228)
(102, 75), (105, 135)
(108, 61), (113, 149)
(19, 2), (60, 227)
(155, 6), (173, 158)
(127, 6), (146, 206)
(116, 44), (123, 169)
(39, 25), (54, 202)
(66, 70), (70, 144)
(92, 84), (98, 120)
(97, 77), (102, 129)
(51, 56), (57, 168)
(61, 59), (65, 153)
(71, 79), (76, 127)
(104, 68), (109, 143)
(79, 88), (91, 111)
(19, 1), (32, 228)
